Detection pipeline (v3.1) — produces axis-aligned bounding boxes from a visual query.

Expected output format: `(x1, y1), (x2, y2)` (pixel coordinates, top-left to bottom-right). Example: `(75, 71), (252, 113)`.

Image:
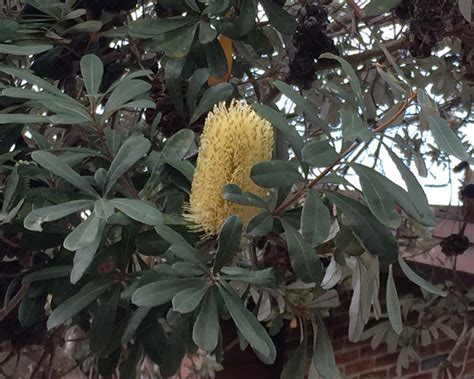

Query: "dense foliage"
(0, 0), (473, 377)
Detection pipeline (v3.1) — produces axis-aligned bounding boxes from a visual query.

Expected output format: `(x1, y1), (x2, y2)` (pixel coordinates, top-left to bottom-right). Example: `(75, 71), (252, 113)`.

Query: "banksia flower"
(186, 100), (273, 236)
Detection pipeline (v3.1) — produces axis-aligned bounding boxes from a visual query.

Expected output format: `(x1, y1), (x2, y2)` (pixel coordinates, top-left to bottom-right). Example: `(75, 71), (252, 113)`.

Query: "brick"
(375, 353), (398, 366)
(408, 373), (433, 379)
(358, 369), (388, 378)
(331, 326), (348, 339)
(344, 359), (374, 375)
(389, 361), (419, 376)
(418, 344), (437, 357)
(421, 353), (448, 371)
(335, 349), (359, 365)
(361, 343), (387, 356)
(331, 338), (345, 351)
(437, 339), (455, 353)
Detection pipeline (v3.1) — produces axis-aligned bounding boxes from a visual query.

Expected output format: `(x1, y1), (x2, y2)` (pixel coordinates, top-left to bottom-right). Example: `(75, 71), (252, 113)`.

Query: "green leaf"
(90, 287), (121, 354)
(253, 104), (304, 162)
(136, 231), (170, 256)
(160, 316), (187, 377)
(352, 164), (401, 228)
(80, 54), (103, 96)
(364, 0), (402, 16)
(172, 280), (209, 313)
(186, 68), (209, 115)
(64, 20), (102, 34)
(24, 200), (94, 232)
(223, 184), (268, 208)
(190, 82), (233, 123)
(458, 0), (472, 22)
(0, 43), (53, 55)
(251, 160), (303, 189)
(302, 140), (339, 168)
(281, 338), (307, 379)
(47, 279), (112, 330)
(301, 190), (331, 247)
(2, 167), (19, 213)
(193, 288), (219, 352)
(32, 151), (98, 197)
(164, 158), (195, 181)
(386, 264), (402, 335)
(398, 257), (447, 297)
(63, 214), (103, 252)
(320, 53), (364, 107)
(340, 108), (372, 142)
(221, 267), (276, 287)
(122, 307), (151, 344)
(111, 198), (163, 226)
(385, 147), (436, 226)
(131, 278), (204, 307)
(235, 0), (256, 35)
(130, 17), (196, 35)
(218, 281), (276, 364)
(0, 114), (51, 124)
(324, 191), (399, 264)
(0, 19), (19, 41)
(103, 80), (152, 117)
(313, 316), (340, 378)
(94, 199), (115, 220)
(280, 219), (324, 283)
(139, 318), (167, 364)
(260, 0), (297, 34)
(22, 266), (72, 284)
(199, 21), (217, 44)
(162, 129), (195, 161)
(427, 114), (470, 161)
(273, 81), (329, 135)
(19, 297), (44, 327)
(104, 134), (151, 195)
(70, 221), (105, 284)
(160, 23), (199, 59)
(213, 215), (243, 274)
(247, 211), (274, 237)
(206, 38), (228, 77)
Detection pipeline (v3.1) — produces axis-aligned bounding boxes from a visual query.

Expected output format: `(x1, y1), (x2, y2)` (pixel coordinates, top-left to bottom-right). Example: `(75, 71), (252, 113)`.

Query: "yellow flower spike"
(186, 100), (274, 236)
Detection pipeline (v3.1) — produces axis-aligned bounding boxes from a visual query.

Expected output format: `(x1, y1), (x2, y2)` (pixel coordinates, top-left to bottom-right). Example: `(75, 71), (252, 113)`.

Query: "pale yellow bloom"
(186, 100), (273, 236)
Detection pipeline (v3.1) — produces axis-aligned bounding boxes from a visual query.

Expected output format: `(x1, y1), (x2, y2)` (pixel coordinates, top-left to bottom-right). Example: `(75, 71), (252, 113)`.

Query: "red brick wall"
(324, 306), (474, 378)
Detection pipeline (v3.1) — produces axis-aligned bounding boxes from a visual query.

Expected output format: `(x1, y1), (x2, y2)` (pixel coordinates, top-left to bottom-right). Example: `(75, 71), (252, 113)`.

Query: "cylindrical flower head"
(186, 100), (274, 236)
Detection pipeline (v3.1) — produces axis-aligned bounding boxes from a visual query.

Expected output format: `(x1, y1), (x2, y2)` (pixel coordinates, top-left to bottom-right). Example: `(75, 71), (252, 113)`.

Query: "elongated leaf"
(186, 68), (209, 115)
(281, 219), (324, 283)
(103, 80), (151, 117)
(193, 288), (219, 352)
(223, 184), (267, 208)
(111, 198), (163, 226)
(427, 114), (470, 161)
(213, 216), (243, 274)
(302, 140), (339, 168)
(274, 81), (328, 134)
(253, 104), (304, 162)
(130, 17), (196, 35)
(0, 114), (51, 124)
(251, 160), (303, 188)
(364, 0), (402, 16)
(47, 279), (112, 330)
(63, 214), (103, 252)
(459, 0), (472, 22)
(121, 307), (151, 344)
(352, 164), (401, 228)
(22, 266), (72, 283)
(2, 167), (18, 213)
(32, 151), (98, 197)
(260, 0), (297, 34)
(90, 287), (120, 354)
(398, 257), (447, 297)
(218, 281), (276, 364)
(64, 20), (102, 34)
(301, 190), (331, 246)
(190, 82), (233, 123)
(386, 265), (402, 335)
(247, 211), (274, 237)
(172, 280), (209, 313)
(221, 267), (275, 287)
(161, 316), (187, 377)
(281, 339), (307, 379)
(104, 134), (151, 195)
(80, 54), (104, 96)
(313, 316), (340, 378)
(131, 278), (204, 307)
(0, 43), (52, 55)
(235, 0), (256, 35)
(206, 38), (228, 77)
(164, 158), (194, 181)
(24, 200), (94, 232)
(94, 199), (115, 220)
(324, 191), (399, 264)
(162, 129), (195, 161)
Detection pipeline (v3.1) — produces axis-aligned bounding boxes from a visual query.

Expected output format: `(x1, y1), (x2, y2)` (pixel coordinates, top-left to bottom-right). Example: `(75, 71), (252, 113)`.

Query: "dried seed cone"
(186, 100), (273, 236)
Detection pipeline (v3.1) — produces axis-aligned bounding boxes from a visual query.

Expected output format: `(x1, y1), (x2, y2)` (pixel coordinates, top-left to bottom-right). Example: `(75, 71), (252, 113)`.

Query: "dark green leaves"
(386, 265), (402, 335)
(363, 0), (402, 16)
(218, 281), (276, 364)
(213, 216), (243, 274)
(302, 140), (339, 168)
(301, 190), (331, 247)
(111, 198), (163, 226)
(260, 0), (297, 35)
(251, 160), (303, 188)
(193, 288), (219, 352)
(47, 279), (112, 330)
(324, 191), (399, 264)
(172, 280), (209, 313)
(223, 184), (267, 208)
(63, 214), (103, 252)
(190, 82), (233, 123)
(281, 339), (307, 379)
(313, 316), (340, 378)
(280, 219), (324, 284)
(80, 54), (103, 97)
